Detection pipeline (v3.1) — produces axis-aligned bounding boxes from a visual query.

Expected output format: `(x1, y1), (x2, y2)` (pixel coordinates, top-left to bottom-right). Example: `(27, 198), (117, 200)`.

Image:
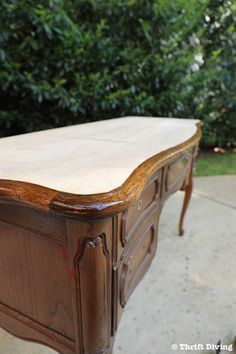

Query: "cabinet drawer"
(121, 171), (161, 245)
(165, 151), (192, 193)
(119, 208), (158, 307)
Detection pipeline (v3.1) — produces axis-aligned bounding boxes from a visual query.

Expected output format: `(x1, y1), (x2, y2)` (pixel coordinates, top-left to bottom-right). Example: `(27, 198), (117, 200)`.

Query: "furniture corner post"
(66, 219), (113, 354)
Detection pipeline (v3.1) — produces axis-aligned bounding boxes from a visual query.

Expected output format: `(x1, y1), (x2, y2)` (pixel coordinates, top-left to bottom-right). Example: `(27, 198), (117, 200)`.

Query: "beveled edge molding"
(0, 122), (202, 218)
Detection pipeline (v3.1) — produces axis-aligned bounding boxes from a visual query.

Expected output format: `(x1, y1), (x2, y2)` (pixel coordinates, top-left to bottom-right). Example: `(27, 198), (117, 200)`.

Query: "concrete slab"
(194, 175), (236, 209)
(0, 177), (236, 354)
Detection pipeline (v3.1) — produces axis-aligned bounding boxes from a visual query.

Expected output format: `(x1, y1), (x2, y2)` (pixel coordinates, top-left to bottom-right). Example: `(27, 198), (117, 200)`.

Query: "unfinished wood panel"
(0, 117), (199, 194)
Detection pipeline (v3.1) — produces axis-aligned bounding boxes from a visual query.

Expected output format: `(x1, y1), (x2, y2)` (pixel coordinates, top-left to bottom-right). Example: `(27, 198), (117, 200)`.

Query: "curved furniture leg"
(178, 172), (193, 236)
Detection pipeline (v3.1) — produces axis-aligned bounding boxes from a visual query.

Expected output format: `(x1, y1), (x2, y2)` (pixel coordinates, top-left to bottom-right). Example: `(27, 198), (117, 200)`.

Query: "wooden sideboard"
(0, 117), (202, 354)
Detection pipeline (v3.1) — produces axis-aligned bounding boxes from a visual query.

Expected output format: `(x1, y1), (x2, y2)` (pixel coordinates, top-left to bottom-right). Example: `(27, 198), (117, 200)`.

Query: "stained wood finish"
(0, 202), (66, 241)
(165, 151), (192, 194)
(119, 208), (159, 308)
(0, 222), (74, 338)
(120, 170), (161, 246)
(0, 119), (202, 354)
(178, 148), (195, 236)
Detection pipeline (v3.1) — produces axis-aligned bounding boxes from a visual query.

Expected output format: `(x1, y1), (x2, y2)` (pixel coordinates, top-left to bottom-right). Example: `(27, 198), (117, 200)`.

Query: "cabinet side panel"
(0, 202), (66, 240)
(0, 220), (74, 340)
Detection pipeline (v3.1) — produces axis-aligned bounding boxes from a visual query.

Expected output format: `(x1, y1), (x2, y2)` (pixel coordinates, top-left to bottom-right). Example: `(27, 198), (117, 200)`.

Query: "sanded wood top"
(0, 117), (199, 195)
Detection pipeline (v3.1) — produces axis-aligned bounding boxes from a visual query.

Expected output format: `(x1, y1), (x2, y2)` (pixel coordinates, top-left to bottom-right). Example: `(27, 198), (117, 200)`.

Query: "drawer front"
(119, 208), (158, 307)
(121, 170), (161, 246)
(165, 151), (192, 193)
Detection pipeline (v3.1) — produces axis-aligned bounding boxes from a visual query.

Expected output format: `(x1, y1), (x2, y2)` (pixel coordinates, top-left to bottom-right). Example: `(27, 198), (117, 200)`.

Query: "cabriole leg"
(178, 169), (193, 236)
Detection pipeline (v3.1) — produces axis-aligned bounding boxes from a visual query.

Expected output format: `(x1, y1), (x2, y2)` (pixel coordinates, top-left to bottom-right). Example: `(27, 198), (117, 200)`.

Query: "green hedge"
(0, 0), (235, 147)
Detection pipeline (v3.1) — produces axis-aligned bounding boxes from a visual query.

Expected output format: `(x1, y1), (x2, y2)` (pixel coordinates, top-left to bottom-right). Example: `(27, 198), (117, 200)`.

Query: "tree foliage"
(0, 0), (235, 147)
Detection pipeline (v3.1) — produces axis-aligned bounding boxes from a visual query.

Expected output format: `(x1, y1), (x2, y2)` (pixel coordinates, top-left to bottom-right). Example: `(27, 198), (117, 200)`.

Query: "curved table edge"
(0, 122), (202, 218)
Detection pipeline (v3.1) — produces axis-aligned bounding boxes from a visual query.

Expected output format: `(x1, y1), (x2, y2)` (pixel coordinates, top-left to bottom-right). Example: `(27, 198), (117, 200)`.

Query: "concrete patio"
(0, 176), (236, 354)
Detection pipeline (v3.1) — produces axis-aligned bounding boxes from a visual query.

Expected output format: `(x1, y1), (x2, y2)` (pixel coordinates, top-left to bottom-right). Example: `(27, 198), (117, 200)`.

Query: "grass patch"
(194, 152), (236, 176)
